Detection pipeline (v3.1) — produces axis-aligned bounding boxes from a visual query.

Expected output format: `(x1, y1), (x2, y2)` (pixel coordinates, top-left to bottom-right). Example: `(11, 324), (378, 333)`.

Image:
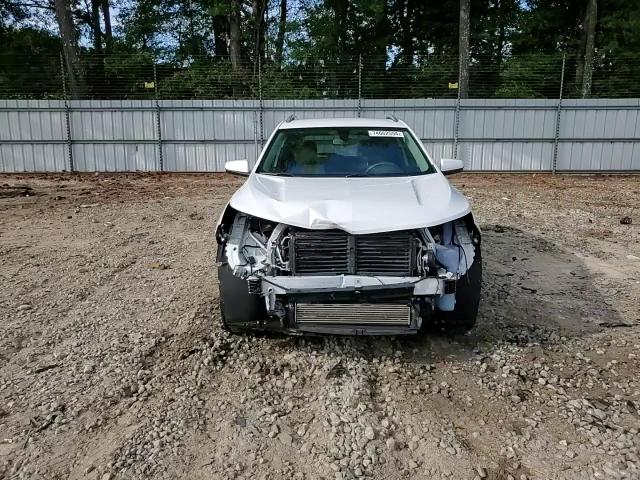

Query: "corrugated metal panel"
(70, 100), (156, 141)
(161, 100), (257, 141)
(163, 142), (258, 172)
(457, 99), (557, 170)
(557, 99), (640, 170)
(69, 100), (158, 171)
(262, 99), (359, 135)
(459, 99), (557, 140)
(73, 143), (159, 172)
(160, 100), (258, 171)
(0, 99), (67, 141)
(421, 141), (454, 165)
(0, 143), (67, 172)
(460, 141), (554, 171)
(1, 98), (639, 172)
(362, 99), (456, 141)
(0, 100), (69, 172)
(556, 141), (640, 171)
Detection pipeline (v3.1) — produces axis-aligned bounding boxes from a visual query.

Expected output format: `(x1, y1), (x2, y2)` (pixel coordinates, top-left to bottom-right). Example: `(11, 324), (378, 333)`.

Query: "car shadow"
(284, 224), (624, 364)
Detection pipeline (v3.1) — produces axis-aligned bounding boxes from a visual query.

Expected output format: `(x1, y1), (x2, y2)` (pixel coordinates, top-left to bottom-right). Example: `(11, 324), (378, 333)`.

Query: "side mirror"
(439, 158), (464, 176)
(225, 159), (250, 177)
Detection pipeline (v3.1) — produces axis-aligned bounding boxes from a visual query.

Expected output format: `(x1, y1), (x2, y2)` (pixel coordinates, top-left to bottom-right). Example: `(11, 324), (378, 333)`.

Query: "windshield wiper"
(261, 172), (294, 177)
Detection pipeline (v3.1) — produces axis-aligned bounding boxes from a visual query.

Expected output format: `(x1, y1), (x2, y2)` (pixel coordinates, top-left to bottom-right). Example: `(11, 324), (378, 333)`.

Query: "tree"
(274, 0), (286, 66)
(53, 0), (87, 98)
(458, 0), (470, 98)
(102, 0), (113, 50)
(211, 1), (230, 58)
(0, 27), (63, 98)
(0, 0), (27, 30)
(229, 0), (241, 69)
(251, 0), (267, 61)
(327, 0), (349, 56)
(393, 0), (417, 65)
(3, 0), (640, 100)
(91, 0), (103, 52)
(581, 0), (597, 97)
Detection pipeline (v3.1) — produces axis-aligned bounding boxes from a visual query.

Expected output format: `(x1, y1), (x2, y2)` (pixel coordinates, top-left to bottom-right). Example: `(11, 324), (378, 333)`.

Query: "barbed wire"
(1, 52), (639, 100)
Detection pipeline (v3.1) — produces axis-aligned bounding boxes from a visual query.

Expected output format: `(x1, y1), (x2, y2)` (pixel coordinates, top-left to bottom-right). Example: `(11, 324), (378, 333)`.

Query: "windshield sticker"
(368, 130), (404, 137)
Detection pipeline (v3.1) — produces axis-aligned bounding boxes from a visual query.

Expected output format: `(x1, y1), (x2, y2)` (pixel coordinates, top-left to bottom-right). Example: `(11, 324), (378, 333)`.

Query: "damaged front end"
(216, 208), (481, 335)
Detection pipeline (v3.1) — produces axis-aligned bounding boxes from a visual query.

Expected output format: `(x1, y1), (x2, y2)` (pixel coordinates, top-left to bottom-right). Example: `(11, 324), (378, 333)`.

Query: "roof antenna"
(285, 114), (296, 122)
(385, 114), (399, 122)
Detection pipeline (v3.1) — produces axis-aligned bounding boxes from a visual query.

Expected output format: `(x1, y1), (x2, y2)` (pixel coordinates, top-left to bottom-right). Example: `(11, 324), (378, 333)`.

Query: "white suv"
(215, 117), (482, 335)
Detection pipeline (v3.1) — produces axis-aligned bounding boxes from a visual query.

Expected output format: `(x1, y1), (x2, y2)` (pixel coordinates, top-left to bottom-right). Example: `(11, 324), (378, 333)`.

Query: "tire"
(217, 253), (266, 333)
(431, 247), (482, 335)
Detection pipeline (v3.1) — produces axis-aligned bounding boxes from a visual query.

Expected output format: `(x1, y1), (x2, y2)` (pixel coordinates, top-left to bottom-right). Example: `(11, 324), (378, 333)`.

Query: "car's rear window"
(256, 127), (436, 177)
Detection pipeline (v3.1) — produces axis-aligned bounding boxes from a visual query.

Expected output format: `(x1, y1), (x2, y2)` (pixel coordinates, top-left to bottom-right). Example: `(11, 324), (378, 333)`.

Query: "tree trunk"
(185, 0), (196, 56)
(274, 0), (286, 66)
(398, 0), (414, 65)
(91, 0), (102, 52)
(581, 0), (597, 98)
(229, 0), (242, 70)
(496, 0), (505, 64)
(328, 0), (348, 54)
(252, 0), (267, 62)
(101, 0), (113, 51)
(373, 0), (390, 70)
(458, 0), (470, 98)
(54, 0), (87, 98)
(213, 14), (229, 58)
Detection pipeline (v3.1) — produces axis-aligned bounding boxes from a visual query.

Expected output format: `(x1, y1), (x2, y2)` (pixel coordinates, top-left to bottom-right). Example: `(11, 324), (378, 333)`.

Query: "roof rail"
(285, 114), (296, 122)
(385, 114), (399, 122)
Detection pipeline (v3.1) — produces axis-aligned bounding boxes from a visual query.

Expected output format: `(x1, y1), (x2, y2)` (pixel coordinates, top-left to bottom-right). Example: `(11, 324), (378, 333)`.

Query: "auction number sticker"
(368, 130), (404, 137)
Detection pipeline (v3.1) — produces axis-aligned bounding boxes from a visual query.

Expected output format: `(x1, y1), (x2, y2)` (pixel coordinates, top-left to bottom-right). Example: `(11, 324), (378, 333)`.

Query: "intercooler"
(291, 229), (417, 276)
(295, 303), (411, 325)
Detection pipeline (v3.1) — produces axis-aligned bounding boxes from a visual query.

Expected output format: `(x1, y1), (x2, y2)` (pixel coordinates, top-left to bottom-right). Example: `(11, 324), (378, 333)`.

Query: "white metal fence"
(1, 98), (639, 172)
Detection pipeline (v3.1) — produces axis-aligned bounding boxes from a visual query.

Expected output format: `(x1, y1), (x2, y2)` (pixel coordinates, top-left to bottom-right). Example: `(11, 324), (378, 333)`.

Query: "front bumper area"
(261, 274), (446, 296)
(257, 274), (453, 335)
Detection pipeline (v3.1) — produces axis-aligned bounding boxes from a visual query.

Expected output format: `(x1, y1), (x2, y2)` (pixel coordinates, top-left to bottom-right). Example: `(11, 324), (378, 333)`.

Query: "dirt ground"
(1, 173), (639, 480)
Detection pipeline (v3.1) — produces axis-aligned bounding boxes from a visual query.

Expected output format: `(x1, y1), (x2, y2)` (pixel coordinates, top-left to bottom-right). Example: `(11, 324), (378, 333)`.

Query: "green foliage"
(2, 0), (640, 99)
(494, 54), (564, 98)
(0, 28), (63, 98)
(259, 65), (326, 99)
(157, 59), (255, 99)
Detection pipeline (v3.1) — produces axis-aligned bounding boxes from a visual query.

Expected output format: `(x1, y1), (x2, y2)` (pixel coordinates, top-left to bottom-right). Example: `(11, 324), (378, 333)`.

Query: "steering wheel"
(364, 161), (402, 175)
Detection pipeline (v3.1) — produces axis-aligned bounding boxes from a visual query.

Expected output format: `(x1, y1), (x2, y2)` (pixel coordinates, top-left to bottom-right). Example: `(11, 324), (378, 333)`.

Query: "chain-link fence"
(2, 52), (640, 100)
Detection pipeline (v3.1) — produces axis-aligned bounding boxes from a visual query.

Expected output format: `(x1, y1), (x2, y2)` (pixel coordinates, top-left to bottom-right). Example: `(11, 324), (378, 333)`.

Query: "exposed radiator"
(295, 303), (411, 325)
(291, 230), (416, 276)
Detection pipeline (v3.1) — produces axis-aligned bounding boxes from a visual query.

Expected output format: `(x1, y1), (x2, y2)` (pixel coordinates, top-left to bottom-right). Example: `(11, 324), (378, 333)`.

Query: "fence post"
(452, 52), (464, 161)
(60, 52), (74, 172)
(254, 110), (259, 167)
(153, 61), (164, 172)
(552, 53), (566, 174)
(453, 91), (461, 161)
(258, 56), (264, 148)
(357, 55), (363, 117)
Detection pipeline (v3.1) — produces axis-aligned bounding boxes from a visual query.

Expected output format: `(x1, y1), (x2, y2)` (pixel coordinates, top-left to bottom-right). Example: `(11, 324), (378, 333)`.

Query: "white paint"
(226, 117), (471, 235)
(229, 173), (471, 235)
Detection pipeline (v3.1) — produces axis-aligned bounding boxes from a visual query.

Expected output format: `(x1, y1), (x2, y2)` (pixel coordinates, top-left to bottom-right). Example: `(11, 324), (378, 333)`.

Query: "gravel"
(0, 173), (639, 480)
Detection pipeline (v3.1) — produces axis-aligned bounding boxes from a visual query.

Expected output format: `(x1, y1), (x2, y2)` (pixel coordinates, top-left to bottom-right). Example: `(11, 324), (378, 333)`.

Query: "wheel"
(217, 250), (266, 333)
(431, 247), (482, 335)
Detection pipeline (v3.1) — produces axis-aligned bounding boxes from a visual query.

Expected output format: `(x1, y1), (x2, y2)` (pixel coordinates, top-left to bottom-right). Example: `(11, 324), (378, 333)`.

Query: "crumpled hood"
(229, 173), (470, 234)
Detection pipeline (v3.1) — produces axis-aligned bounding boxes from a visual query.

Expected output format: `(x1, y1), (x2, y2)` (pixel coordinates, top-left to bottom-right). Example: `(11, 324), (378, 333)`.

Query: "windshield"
(256, 127), (436, 177)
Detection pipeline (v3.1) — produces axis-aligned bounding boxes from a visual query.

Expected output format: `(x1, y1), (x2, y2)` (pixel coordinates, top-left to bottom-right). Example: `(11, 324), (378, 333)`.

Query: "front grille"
(356, 233), (414, 275)
(295, 303), (411, 325)
(292, 230), (349, 274)
(291, 229), (416, 276)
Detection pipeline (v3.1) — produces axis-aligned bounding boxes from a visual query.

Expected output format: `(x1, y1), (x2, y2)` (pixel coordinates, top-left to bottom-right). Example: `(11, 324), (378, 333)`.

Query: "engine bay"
(218, 211), (478, 280)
